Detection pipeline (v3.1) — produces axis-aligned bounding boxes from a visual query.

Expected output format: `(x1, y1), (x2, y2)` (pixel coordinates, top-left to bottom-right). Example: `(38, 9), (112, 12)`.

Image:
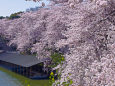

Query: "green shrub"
(49, 72), (55, 85)
(9, 14), (20, 19)
(9, 11), (23, 19)
(49, 52), (65, 68)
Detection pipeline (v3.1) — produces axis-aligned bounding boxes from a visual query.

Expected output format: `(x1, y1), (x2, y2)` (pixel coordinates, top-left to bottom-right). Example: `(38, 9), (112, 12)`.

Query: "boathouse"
(0, 51), (49, 79)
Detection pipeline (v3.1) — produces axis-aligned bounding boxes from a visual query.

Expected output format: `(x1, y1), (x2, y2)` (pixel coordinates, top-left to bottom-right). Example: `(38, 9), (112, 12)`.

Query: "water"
(0, 67), (50, 86)
(0, 71), (22, 86)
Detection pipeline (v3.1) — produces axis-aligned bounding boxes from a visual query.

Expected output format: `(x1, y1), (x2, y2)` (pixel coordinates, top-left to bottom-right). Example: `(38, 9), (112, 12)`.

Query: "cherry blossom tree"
(0, 0), (115, 86)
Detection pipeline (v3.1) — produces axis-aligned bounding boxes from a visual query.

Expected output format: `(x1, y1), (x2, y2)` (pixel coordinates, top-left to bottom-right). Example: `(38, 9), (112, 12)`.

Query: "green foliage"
(20, 48), (35, 55)
(62, 76), (73, 86)
(0, 16), (5, 19)
(49, 52), (65, 68)
(48, 53), (65, 85)
(47, 52), (65, 85)
(9, 11), (23, 19)
(20, 51), (26, 55)
(9, 14), (20, 19)
(49, 72), (55, 85)
(32, 52), (37, 56)
(37, 62), (44, 66)
(69, 80), (73, 85)
(62, 79), (73, 86)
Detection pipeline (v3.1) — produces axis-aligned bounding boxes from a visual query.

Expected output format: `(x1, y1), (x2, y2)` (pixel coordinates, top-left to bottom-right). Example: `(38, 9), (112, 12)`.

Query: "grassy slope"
(0, 67), (51, 86)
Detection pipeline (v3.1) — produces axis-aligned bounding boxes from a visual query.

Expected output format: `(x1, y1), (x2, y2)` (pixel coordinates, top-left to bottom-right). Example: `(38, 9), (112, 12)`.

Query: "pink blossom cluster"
(0, 0), (115, 86)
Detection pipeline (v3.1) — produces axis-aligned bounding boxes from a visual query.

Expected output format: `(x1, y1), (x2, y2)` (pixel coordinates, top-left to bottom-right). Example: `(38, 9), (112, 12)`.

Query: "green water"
(0, 67), (51, 86)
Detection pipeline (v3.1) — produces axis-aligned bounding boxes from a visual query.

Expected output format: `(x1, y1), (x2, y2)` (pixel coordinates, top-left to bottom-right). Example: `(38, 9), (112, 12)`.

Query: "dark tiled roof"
(0, 52), (42, 67)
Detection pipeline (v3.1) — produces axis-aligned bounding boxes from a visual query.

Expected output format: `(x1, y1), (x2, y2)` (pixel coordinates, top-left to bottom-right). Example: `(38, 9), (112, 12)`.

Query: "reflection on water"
(0, 71), (22, 86)
(0, 67), (50, 86)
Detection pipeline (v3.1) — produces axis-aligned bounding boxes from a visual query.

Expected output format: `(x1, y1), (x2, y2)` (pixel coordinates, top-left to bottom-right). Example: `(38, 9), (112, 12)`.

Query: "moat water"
(0, 71), (22, 86)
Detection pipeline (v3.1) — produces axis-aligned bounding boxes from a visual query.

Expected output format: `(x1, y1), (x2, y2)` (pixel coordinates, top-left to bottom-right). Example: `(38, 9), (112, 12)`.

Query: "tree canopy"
(0, 0), (115, 86)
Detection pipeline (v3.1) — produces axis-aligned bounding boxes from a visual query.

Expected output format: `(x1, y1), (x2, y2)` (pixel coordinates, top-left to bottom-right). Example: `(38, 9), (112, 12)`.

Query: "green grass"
(0, 67), (51, 86)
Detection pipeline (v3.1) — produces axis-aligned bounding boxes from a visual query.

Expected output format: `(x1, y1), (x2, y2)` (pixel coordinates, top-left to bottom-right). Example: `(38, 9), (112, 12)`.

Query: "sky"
(0, 0), (49, 17)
